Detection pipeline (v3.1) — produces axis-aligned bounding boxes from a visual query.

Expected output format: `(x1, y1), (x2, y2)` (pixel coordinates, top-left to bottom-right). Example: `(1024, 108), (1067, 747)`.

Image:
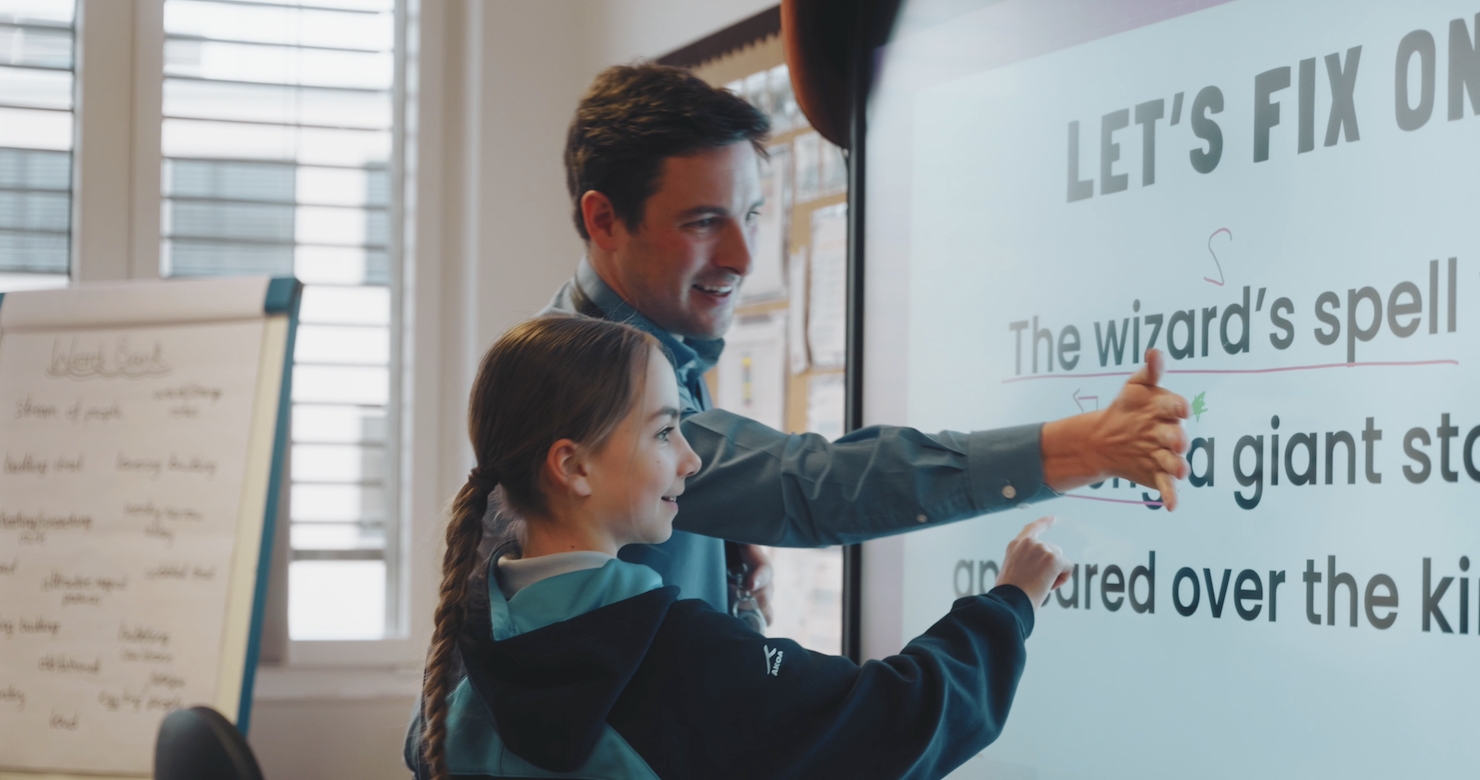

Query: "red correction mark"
(1205, 228), (1230, 286)
(1066, 493), (1164, 508)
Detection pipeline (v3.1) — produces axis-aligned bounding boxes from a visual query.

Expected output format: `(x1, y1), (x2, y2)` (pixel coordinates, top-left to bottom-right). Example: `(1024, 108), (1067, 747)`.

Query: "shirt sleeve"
(612, 585), (1037, 780)
(674, 409), (1056, 547)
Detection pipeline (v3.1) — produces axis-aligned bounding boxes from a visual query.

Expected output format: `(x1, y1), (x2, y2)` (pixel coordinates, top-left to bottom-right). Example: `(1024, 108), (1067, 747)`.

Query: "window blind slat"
(0, 65), (73, 110)
(0, 1), (75, 25)
(165, 40), (390, 89)
(165, 0), (391, 50)
(185, 0), (390, 16)
(164, 80), (390, 130)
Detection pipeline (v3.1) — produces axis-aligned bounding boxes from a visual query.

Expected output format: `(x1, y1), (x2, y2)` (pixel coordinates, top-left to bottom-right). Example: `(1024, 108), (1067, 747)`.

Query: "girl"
(406, 315), (1072, 780)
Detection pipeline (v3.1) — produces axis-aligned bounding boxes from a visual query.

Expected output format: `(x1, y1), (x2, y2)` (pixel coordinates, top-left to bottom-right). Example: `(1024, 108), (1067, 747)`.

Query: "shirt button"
(1001, 484), (1017, 500)
(915, 513), (928, 524)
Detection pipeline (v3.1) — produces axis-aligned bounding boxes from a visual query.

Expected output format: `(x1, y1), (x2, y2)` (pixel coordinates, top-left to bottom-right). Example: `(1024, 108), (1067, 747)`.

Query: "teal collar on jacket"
(489, 555), (664, 641)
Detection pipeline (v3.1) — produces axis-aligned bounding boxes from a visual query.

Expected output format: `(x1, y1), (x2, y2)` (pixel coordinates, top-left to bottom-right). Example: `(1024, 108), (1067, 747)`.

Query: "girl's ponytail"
(420, 471), (492, 780)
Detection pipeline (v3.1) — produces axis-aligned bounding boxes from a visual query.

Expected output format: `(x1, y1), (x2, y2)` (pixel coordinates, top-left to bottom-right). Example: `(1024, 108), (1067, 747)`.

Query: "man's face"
(608, 142), (763, 340)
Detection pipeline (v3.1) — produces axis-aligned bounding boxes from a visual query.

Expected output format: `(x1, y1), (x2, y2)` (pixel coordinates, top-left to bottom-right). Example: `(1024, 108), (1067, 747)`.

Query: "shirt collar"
(575, 257), (723, 377)
(486, 555), (662, 640)
(495, 550), (614, 600)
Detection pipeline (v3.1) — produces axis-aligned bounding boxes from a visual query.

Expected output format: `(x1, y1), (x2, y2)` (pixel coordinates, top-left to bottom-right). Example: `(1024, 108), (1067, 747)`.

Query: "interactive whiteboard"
(862, 1), (1478, 777)
(0, 277), (299, 778)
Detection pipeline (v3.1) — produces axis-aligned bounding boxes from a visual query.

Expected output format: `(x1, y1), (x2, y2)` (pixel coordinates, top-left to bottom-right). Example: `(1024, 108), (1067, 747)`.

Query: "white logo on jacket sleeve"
(763, 644), (784, 677)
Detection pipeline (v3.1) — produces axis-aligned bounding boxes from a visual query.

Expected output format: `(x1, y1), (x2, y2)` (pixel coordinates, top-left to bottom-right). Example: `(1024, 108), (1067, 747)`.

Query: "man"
(544, 63), (1188, 621)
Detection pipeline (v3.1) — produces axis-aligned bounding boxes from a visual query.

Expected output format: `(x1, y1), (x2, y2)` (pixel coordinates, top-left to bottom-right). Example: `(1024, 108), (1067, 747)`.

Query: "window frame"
(62, 0), (440, 686)
(0, 1), (78, 285)
(72, 0), (160, 282)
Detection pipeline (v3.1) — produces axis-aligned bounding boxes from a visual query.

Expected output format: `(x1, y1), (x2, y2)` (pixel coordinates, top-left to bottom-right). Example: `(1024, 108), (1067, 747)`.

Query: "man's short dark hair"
(565, 63), (771, 240)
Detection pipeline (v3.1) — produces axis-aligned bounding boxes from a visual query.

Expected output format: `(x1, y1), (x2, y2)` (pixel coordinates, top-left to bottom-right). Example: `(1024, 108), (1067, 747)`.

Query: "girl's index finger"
(1017, 515), (1057, 541)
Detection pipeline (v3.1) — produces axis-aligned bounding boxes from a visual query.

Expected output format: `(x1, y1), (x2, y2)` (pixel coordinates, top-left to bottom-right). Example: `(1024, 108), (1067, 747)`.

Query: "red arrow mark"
(1205, 228), (1230, 286)
(1072, 389), (1099, 413)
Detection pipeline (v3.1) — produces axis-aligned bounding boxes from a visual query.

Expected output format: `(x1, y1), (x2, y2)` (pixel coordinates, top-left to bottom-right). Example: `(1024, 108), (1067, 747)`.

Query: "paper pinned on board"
(742, 144), (790, 304)
(807, 203), (848, 369)
(819, 139), (848, 197)
(793, 131), (821, 203)
(806, 372), (846, 441)
(715, 312), (787, 431)
(769, 64), (802, 133)
(787, 249), (809, 375)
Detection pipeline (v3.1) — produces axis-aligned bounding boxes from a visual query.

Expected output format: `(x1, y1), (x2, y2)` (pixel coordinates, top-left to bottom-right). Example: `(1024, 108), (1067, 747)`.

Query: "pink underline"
(1001, 359), (1459, 383)
(1064, 493), (1164, 508)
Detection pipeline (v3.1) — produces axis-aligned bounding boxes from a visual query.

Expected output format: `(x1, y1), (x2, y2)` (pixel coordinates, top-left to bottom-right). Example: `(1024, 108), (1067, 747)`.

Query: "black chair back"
(154, 706), (265, 780)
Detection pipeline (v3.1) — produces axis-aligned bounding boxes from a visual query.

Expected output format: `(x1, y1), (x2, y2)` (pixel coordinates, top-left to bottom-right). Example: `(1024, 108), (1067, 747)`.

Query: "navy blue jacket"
(407, 559), (1035, 779)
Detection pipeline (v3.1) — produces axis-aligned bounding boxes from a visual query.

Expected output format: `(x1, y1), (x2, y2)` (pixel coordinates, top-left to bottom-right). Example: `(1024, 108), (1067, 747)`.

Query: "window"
(0, 0), (74, 292)
(158, 0), (398, 640)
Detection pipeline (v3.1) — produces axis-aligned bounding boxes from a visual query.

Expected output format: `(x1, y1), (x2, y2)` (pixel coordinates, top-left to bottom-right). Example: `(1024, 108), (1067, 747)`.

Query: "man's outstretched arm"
(674, 349), (1188, 547)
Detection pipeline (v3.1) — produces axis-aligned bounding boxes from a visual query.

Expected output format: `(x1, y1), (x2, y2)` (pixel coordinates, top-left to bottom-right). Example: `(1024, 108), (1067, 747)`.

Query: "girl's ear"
(545, 438), (593, 498)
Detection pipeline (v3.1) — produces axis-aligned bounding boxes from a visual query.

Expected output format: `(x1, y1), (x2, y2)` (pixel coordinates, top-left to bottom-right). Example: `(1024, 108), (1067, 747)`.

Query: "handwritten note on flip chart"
(0, 319), (268, 775)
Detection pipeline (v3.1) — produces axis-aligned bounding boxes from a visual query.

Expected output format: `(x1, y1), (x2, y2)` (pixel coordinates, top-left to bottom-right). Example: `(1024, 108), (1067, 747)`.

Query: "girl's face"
(583, 346), (702, 548)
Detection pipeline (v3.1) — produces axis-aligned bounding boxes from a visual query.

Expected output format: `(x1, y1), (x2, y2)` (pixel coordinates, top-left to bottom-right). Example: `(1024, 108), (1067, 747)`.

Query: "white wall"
(463, 0), (595, 348)
(436, 0), (599, 513)
(592, 0), (779, 65)
(248, 3), (778, 778)
(252, 698), (419, 780)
